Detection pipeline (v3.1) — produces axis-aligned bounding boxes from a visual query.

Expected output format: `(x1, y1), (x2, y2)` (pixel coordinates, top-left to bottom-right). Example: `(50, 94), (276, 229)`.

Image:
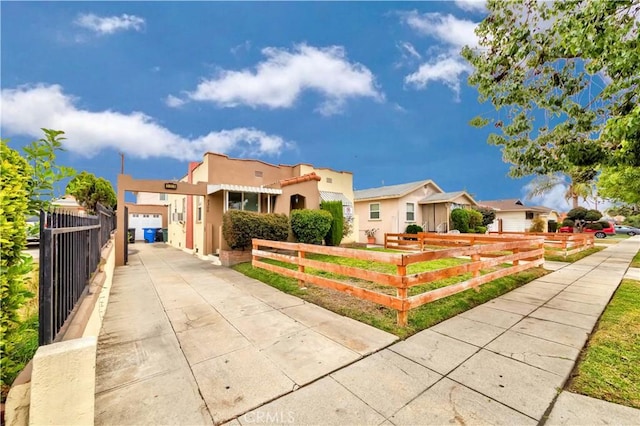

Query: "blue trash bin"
(143, 228), (156, 243)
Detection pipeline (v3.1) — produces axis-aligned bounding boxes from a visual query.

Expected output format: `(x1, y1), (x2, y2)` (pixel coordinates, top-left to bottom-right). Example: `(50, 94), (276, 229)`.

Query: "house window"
(255, 170), (263, 177)
(153, 214), (160, 218)
(159, 193), (167, 201)
(326, 177), (333, 183)
(132, 214), (139, 218)
(526, 211), (534, 220)
(228, 191), (259, 212)
(369, 203), (380, 220)
(143, 214), (149, 218)
(197, 197), (202, 222)
(406, 203), (415, 222)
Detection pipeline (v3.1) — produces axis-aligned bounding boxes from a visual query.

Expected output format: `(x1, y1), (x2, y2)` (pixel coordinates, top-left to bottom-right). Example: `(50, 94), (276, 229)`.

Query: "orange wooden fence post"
(397, 264), (408, 327)
(298, 249), (305, 288)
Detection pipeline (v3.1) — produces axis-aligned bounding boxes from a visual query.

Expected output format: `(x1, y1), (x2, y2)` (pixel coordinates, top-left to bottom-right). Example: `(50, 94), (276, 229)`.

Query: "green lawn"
(233, 250), (548, 338)
(631, 251), (640, 268)
(567, 279), (640, 409)
(544, 246), (605, 263)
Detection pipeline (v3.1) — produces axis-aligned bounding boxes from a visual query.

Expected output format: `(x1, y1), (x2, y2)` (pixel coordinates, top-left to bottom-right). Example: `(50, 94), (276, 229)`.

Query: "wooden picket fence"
(252, 234), (544, 326)
(488, 231), (594, 258)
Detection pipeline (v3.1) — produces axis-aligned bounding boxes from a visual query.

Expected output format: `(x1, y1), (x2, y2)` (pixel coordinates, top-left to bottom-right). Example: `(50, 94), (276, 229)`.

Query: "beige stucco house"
(354, 179), (478, 243)
(478, 199), (560, 233)
(167, 152), (357, 255)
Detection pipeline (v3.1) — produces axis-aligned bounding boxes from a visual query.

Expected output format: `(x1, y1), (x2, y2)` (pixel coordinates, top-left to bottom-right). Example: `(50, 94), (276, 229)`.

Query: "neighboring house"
(354, 179), (478, 242)
(478, 199), (560, 233)
(167, 152), (357, 255)
(125, 192), (169, 241)
(51, 195), (86, 215)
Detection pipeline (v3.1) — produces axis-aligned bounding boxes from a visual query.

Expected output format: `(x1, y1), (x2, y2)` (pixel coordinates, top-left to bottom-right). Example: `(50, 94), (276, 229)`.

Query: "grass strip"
(567, 279), (640, 409)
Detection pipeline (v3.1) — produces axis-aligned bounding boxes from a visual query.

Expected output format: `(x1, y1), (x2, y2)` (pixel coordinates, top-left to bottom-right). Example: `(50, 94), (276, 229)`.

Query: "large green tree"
(66, 171), (116, 213)
(463, 0), (640, 179)
(597, 166), (640, 209)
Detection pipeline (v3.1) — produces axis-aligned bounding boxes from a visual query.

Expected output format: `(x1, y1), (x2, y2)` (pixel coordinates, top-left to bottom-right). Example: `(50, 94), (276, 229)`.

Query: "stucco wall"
(134, 192), (169, 205)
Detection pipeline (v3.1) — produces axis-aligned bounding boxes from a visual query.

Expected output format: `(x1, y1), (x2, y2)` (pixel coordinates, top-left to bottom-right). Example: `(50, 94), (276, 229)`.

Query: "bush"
(222, 210), (289, 250)
(1, 141), (34, 388)
(567, 207), (588, 221)
(473, 206), (496, 226)
(290, 209), (333, 244)
(585, 209), (603, 222)
(474, 226), (487, 234)
(320, 201), (344, 246)
(450, 208), (470, 233)
(548, 220), (558, 233)
(467, 209), (483, 229)
(598, 220), (611, 229)
(562, 218), (575, 227)
(585, 222), (603, 230)
(405, 224), (423, 234)
(529, 217), (545, 232)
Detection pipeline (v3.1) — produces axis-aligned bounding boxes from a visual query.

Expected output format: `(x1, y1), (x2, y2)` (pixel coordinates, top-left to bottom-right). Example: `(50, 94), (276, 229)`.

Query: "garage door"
(129, 214), (162, 240)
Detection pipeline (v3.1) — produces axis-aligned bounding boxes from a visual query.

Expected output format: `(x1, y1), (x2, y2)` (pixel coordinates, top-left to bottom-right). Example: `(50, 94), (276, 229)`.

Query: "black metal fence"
(38, 204), (116, 345)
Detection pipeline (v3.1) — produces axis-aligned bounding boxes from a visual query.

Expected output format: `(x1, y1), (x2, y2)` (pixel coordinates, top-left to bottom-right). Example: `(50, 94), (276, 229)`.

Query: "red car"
(558, 226), (573, 233)
(583, 221), (616, 238)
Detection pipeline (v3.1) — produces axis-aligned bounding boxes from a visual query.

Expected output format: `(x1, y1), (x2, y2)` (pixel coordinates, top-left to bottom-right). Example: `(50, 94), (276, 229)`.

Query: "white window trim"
(369, 203), (381, 220)
(406, 202), (415, 222)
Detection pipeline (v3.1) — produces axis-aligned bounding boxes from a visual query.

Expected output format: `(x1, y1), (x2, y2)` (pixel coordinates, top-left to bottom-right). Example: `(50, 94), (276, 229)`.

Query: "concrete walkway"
(94, 243), (397, 425)
(95, 237), (640, 425)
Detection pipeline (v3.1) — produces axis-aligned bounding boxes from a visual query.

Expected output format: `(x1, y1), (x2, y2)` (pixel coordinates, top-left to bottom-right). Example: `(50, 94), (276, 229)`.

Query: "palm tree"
(526, 172), (594, 209)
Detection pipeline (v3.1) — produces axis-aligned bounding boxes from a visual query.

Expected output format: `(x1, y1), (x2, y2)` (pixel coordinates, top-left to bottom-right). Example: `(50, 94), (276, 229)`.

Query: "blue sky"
(1, 1), (576, 210)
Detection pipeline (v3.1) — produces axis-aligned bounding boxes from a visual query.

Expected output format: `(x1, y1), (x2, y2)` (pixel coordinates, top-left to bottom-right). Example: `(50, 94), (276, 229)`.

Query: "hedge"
(222, 210), (289, 250)
(290, 209), (332, 244)
(1, 140), (34, 387)
(320, 201), (344, 246)
(450, 208), (470, 233)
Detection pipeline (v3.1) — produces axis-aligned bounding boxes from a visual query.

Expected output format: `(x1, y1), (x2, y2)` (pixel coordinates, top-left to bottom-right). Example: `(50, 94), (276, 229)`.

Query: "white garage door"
(129, 214), (162, 240)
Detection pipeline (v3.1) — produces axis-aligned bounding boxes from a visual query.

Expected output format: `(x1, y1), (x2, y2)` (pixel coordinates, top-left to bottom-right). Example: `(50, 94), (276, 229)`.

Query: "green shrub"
(562, 218), (575, 227)
(529, 217), (545, 232)
(1, 140), (34, 388)
(405, 224), (423, 234)
(222, 210), (289, 250)
(598, 220), (611, 229)
(473, 206), (496, 226)
(585, 209), (603, 222)
(450, 208), (470, 233)
(468, 209), (483, 229)
(567, 207), (588, 221)
(290, 209), (333, 244)
(474, 226), (487, 234)
(320, 201), (344, 246)
(548, 220), (558, 233)
(585, 222), (603, 230)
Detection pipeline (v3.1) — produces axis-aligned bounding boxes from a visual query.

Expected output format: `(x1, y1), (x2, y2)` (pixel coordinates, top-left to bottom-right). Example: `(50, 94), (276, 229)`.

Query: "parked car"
(583, 221), (616, 239)
(26, 215), (40, 245)
(614, 225), (640, 236)
(558, 226), (573, 233)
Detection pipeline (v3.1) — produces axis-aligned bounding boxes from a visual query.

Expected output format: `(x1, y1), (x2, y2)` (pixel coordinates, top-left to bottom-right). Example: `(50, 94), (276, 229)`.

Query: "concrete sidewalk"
(94, 244), (397, 425)
(235, 236), (640, 425)
(95, 237), (640, 425)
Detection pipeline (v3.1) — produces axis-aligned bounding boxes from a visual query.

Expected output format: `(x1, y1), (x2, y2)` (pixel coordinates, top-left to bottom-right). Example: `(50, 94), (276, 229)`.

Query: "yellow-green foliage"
(0, 140), (34, 387)
(529, 217), (546, 232)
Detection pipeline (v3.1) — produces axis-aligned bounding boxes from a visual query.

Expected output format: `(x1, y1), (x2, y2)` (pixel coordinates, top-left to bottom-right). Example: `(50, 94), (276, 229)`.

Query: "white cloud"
(454, 0), (487, 13)
(522, 180), (613, 213)
(165, 94), (186, 108)
(405, 56), (473, 100)
(398, 42), (421, 60)
(173, 44), (383, 115)
(402, 11), (479, 49)
(1, 84), (292, 161)
(74, 13), (145, 35)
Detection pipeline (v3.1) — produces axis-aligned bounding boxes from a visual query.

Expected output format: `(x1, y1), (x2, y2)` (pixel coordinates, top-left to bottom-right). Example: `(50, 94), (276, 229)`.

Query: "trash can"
(155, 228), (164, 242)
(127, 228), (135, 243)
(162, 228), (168, 242)
(143, 228), (156, 243)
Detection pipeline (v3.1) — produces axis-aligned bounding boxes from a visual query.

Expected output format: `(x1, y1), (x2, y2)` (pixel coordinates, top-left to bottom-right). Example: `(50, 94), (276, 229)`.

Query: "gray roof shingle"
(354, 180), (433, 201)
